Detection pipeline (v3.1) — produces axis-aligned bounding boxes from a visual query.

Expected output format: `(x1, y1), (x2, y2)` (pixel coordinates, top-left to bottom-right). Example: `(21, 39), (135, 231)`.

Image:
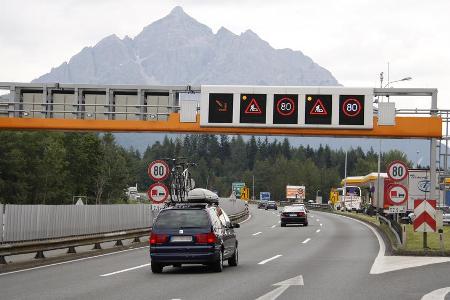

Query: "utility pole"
(252, 175), (255, 201)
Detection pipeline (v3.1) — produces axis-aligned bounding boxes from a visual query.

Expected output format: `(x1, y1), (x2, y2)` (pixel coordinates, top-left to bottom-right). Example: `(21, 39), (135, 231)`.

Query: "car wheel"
(281, 223), (286, 227)
(304, 222), (308, 227)
(173, 263), (181, 268)
(275, 208), (278, 210)
(151, 262), (163, 274)
(210, 250), (223, 272)
(228, 245), (238, 266)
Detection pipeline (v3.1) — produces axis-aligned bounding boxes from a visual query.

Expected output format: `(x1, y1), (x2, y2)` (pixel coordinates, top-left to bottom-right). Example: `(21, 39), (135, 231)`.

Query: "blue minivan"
(149, 202), (240, 273)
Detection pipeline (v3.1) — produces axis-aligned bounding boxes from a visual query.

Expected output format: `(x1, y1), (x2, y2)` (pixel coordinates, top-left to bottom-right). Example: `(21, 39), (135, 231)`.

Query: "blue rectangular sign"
(260, 192), (271, 201)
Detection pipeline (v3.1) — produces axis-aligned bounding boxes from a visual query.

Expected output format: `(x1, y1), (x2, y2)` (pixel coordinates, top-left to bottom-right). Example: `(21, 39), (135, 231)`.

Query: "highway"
(1, 205), (450, 300)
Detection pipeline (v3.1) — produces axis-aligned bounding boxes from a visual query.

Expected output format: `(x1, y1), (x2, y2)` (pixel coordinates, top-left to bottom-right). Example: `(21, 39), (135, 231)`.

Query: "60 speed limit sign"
(147, 160), (170, 181)
(387, 160), (409, 181)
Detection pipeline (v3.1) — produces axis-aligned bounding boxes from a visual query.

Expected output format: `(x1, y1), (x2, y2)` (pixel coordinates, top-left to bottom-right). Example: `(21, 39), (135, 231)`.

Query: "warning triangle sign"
(309, 99), (328, 115)
(244, 98), (262, 114)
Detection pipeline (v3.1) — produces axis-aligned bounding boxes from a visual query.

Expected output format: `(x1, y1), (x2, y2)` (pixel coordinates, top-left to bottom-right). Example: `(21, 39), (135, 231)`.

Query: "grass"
(330, 210), (450, 255)
(402, 224), (450, 251)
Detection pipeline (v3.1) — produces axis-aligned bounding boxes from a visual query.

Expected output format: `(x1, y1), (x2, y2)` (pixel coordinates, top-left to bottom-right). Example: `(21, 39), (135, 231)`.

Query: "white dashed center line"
(302, 238), (311, 244)
(253, 232), (262, 236)
(271, 225), (276, 228)
(320, 223), (323, 227)
(316, 229), (321, 233)
(316, 219), (320, 222)
(100, 263), (151, 277)
(258, 255), (283, 265)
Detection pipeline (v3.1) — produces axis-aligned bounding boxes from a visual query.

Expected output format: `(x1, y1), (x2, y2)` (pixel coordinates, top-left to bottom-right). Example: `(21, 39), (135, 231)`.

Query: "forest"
(0, 131), (410, 204)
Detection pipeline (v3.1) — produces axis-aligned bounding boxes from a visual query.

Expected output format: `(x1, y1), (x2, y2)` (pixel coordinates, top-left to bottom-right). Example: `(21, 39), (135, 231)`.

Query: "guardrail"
(0, 200), (248, 265)
(378, 215), (403, 245)
(305, 203), (331, 210)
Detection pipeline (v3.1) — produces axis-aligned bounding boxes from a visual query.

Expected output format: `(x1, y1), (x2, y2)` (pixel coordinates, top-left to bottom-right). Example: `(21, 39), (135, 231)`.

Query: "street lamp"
(383, 77), (412, 88)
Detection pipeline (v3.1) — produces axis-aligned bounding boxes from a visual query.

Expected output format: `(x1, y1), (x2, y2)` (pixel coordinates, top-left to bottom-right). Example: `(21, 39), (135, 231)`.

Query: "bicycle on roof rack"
(161, 157), (197, 204)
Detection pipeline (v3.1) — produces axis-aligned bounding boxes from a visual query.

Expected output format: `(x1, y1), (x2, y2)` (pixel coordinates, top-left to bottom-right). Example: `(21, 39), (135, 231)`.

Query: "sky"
(1, 0), (449, 110)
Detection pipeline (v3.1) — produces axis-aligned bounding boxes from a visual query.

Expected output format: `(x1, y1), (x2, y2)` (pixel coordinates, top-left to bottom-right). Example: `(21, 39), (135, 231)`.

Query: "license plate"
(289, 214), (297, 217)
(171, 236), (192, 242)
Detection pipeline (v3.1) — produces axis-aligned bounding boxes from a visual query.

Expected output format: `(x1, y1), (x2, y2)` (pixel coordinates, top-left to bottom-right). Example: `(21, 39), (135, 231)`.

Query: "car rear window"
(154, 209), (210, 229)
(283, 206), (305, 212)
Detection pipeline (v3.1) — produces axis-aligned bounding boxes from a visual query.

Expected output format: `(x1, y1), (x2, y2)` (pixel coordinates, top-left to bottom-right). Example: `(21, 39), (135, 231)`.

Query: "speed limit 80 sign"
(387, 160), (409, 181)
(148, 160), (170, 182)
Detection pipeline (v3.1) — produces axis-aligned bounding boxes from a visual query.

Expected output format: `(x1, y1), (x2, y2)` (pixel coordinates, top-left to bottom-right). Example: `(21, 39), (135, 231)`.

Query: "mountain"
(33, 6), (338, 86)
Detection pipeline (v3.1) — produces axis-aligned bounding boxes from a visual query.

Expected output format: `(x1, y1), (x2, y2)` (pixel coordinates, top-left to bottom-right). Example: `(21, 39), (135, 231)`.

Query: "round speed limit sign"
(148, 160), (170, 181)
(387, 160), (409, 181)
(276, 97), (295, 116)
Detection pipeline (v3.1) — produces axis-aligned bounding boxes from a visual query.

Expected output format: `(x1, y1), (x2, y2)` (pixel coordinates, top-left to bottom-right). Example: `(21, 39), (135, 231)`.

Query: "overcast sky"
(1, 0), (449, 109)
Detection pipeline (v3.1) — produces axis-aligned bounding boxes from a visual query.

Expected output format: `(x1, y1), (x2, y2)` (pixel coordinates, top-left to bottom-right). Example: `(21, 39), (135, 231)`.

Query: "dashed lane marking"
(100, 263), (151, 277)
(258, 255), (283, 265)
(253, 232), (262, 236)
(302, 238), (311, 244)
(316, 229), (321, 233)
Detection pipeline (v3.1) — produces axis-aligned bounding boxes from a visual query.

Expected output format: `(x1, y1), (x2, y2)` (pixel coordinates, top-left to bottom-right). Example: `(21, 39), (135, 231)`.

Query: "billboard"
(286, 185), (305, 200)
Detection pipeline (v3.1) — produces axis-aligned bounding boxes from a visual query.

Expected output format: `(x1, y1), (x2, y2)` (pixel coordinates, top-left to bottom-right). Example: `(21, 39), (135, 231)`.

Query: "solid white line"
(100, 263), (151, 277)
(239, 213), (252, 224)
(258, 255), (282, 265)
(302, 238), (311, 244)
(252, 232), (262, 236)
(421, 287), (450, 300)
(0, 246), (149, 277)
(271, 225), (276, 228)
(316, 229), (321, 233)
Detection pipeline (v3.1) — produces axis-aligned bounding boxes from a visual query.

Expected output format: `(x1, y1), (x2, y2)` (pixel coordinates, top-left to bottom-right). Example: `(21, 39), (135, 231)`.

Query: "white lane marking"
(100, 263), (151, 277)
(421, 287), (450, 300)
(256, 286), (289, 300)
(258, 255), (282, 265)
(278, 220), (281, 223)
(239, 213), (252, 224)
(316, 219), (320, 222)
(255, 275), (304, 300)
(302, 238), (311, 244)
(253, 232), (262, 236)
(319, 223), (323, 227)
(316, 229), (321, 233)
(0, 246), (149, 277)
(271, 225), (276, 228)
(333, 213), (450, 274)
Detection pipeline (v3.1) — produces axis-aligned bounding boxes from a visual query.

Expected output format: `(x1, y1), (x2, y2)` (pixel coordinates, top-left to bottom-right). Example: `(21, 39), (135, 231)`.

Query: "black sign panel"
(339, 95), (365, 125)
(305, 94), (332, 125)
(273, 94), (298, 124)
(240, 94), (266, 124)
(208, 93), (233, 123)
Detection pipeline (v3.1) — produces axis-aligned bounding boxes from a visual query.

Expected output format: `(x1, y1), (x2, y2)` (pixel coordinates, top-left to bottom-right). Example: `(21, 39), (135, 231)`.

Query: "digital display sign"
(208, 93), (233, 123)
(339, 95), (365, 125)
(305, 94), (332, 125)
(240, 94), (266, 124)
(273, 94), (298, 124)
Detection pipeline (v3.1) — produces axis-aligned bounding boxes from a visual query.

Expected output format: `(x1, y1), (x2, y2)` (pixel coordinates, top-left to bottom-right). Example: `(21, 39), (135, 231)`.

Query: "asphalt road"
(1, 205), (450, 300)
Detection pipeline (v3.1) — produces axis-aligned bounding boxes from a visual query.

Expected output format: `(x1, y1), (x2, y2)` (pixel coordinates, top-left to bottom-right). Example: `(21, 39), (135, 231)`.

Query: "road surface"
(1, 205), (450, 300)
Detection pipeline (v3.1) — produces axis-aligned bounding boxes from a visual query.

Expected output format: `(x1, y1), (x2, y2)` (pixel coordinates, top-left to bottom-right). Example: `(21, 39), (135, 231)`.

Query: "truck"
(337, 186), (362, 211)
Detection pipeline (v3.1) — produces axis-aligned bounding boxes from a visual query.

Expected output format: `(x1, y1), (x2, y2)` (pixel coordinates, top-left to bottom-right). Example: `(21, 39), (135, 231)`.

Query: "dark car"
(257, 201), (267, 209)
(265, 201), (278, 210)
(280, 205), (308, 226)
(149, 203), (239, 273)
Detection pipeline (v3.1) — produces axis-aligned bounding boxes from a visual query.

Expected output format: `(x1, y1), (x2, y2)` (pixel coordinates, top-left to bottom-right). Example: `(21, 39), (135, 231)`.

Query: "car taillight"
(298, 212), (305, 216)
(149, 233), (168, 245)
(195, 232), (217, 244)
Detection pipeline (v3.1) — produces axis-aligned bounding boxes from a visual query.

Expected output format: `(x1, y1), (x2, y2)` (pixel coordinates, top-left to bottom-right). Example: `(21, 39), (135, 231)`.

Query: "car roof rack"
(172, 202), (212, 209)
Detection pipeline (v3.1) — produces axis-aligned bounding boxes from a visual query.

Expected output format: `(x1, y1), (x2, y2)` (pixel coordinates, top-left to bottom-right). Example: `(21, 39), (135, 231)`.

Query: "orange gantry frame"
(0, 114), (442, 138)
